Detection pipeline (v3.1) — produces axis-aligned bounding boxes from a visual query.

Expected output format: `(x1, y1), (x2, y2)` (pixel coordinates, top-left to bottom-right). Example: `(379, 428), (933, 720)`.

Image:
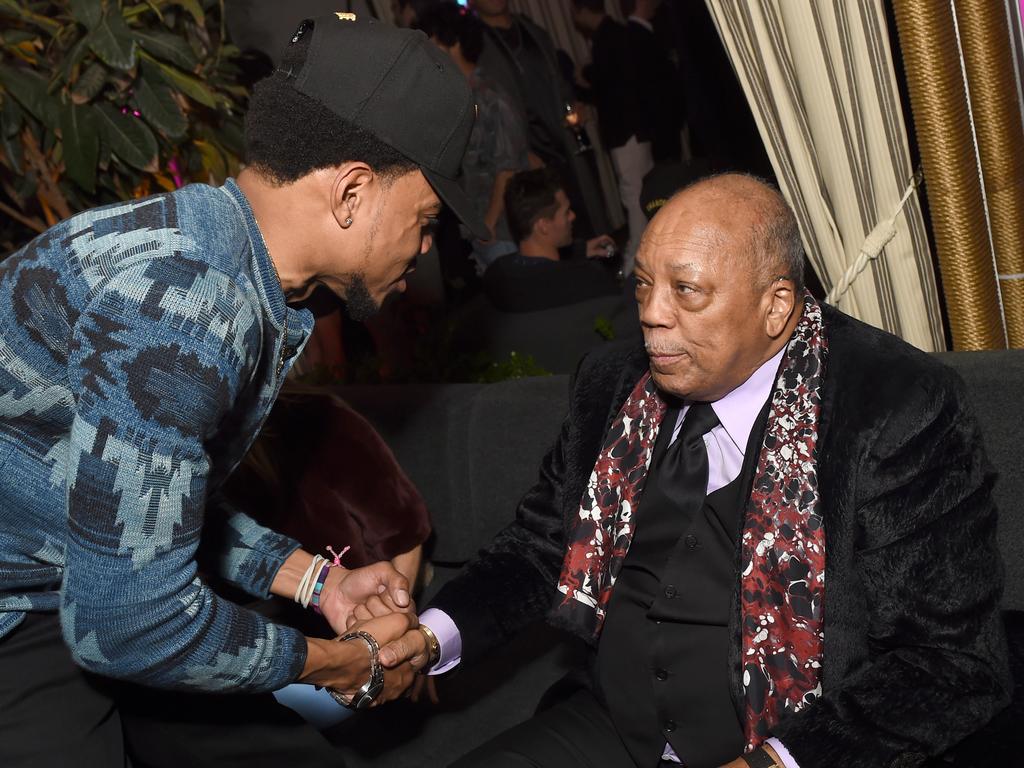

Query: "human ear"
(764, 277), (797, 338)
(330, 163), (374, 230)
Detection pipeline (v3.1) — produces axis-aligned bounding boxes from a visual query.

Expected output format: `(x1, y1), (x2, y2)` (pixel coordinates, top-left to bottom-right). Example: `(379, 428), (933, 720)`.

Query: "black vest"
(593, 401), (770, 768)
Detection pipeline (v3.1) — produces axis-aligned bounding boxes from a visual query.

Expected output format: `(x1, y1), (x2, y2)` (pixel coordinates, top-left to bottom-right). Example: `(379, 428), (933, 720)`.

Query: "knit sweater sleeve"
(60, 265), (306, 692)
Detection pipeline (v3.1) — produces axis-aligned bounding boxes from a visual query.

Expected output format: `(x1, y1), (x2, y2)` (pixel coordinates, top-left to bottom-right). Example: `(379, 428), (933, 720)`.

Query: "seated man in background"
(383, 174), (1010, 767)
(483, 168), (621, 312)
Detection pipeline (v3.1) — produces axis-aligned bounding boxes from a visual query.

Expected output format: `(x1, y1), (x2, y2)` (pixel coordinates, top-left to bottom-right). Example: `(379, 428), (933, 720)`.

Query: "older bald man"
(385, 174), (1010, 768)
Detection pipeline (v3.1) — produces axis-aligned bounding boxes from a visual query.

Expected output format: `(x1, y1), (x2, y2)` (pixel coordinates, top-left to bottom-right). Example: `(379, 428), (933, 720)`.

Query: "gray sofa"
(329, 349), (1023, 767)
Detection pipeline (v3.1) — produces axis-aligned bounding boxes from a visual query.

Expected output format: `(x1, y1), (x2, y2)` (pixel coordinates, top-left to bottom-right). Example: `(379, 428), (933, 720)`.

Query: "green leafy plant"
(0, 0), (249, 254)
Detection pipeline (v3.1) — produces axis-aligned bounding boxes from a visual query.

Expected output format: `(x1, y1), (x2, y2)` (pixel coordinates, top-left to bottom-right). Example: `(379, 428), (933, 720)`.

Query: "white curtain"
(706, 0), (946, 352)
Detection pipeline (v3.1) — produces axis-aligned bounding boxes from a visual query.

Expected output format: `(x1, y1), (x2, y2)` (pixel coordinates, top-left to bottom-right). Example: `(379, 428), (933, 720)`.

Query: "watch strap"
(742, 747), (780, 768)
(328, 630), (384, 710)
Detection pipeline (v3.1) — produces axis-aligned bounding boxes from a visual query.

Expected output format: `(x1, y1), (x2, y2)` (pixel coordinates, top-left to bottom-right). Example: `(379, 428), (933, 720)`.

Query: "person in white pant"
(571, 0), (656, 273)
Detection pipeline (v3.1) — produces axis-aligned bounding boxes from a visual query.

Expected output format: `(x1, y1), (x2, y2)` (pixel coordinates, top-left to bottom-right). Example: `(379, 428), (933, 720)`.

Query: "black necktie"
(647, 401), (721, 516)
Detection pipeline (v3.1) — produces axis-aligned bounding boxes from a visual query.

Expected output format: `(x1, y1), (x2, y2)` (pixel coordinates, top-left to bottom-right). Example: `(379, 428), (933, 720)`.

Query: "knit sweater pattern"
(0, 180), (314, 692)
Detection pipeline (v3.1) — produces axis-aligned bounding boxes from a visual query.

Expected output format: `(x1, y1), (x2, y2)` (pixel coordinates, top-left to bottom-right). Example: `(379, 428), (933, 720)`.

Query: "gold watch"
(417, 623), (441, 672)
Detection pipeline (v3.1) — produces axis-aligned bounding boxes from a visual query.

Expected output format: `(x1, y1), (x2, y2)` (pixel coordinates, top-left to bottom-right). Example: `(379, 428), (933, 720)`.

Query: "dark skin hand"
(300, 612), (420, 706)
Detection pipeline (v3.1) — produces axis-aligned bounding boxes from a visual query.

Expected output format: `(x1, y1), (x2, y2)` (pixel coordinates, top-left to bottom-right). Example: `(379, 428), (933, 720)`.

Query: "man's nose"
(638, 285), (674, 329)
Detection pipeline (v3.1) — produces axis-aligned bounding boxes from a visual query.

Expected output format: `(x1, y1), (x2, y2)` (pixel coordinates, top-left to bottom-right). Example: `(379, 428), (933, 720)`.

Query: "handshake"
(294, 559), (437, 709)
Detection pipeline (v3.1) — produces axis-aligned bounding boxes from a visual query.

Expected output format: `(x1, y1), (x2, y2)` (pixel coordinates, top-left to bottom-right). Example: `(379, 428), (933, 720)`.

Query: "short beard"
(342, 275), (380, 321)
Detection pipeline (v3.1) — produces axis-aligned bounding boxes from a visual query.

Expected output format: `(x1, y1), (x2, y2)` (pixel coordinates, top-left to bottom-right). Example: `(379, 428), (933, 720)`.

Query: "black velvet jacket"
(430, 305), (1011, 768)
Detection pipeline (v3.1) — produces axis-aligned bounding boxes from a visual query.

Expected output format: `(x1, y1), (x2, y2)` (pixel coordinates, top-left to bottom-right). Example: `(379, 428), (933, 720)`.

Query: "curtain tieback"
(826, 169), (923, 304)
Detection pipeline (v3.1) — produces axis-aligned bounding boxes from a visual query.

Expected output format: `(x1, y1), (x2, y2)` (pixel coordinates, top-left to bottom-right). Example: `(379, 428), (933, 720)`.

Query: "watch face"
(366, 678), (384, 702)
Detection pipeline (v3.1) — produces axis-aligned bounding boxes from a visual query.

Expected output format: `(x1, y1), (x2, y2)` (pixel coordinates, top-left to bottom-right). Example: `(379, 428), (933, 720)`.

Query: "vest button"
(685, 534), (699, 549)
(663, 585), (677, 598)
(664, 719), (677, 733)
(654, 668), (669, 681)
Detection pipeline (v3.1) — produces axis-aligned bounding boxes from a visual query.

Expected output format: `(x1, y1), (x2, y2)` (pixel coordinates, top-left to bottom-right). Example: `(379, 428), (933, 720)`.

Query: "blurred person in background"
(622, 0), (684, 164)
(392, 0), (441, 28)
(420, 2), (531, 275)
(572, 0), (653, 273)
(483, 168), (619, 312)
(470, 0), (611, 239)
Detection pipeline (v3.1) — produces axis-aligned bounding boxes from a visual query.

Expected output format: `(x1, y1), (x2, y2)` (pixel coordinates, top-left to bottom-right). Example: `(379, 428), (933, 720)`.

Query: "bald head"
(650, 173), (804, 292)
(633, 173), (804, 402)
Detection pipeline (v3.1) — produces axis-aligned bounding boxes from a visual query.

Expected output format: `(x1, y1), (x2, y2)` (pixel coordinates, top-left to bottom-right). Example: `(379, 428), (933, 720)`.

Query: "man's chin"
(648, 363), (697, 401)
(340, 277), (382, 322)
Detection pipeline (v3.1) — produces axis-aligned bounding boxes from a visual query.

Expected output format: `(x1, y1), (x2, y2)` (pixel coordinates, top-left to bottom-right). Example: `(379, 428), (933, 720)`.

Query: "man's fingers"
(378, 627), (427, 668)
(353, 604), (372, 623)
(363, 595), (392, 618)
(363, 561), (411, 609)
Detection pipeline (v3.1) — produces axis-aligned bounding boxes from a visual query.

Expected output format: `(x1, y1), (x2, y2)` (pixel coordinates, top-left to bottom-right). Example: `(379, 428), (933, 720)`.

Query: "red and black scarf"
(555, 295), (827, 750)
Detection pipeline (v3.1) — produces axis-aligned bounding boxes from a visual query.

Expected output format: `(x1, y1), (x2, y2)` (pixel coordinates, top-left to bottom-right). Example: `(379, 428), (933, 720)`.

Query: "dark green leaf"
(217, 119), (244, 158)
(147, 56), (217, 108)
(1, 93), (24, 138)
(57, 36), (91, 85)
(0, 126), (24, 172)
(1, 30), (38, 46)
(97, 133), (110, 170)
(60, 102), (99, 193)
(168, 0), (204, 25)
(132, 72), (186, 138)
(88, 10), (136, 70)
(70, 0), (102, 30)
(95, 102), (157, 171)
(134, 29), (197, 71)
(0, 65), (58, 129)
(70, 62), (107, 104)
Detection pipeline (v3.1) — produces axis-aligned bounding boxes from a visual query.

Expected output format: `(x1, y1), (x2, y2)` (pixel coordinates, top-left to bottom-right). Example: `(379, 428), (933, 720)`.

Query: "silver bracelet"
(328, 631), (385, 710)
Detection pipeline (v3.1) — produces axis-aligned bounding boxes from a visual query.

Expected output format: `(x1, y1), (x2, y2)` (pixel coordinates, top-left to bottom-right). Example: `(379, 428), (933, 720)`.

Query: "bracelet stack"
(294, 545), (350, 613)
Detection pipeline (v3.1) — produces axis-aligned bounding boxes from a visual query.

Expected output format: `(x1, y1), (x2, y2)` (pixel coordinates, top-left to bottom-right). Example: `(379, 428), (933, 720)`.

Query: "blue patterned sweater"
(0, 180), (316, 692)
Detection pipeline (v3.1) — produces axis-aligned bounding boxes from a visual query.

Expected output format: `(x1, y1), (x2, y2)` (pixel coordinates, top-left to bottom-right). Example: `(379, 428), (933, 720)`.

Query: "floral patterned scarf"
(554, 295), (827, 749)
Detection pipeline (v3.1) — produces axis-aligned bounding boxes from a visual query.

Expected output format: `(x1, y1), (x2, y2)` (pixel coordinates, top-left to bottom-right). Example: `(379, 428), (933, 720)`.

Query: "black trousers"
(0, 612), (345, 768)
(451, 687), (667, 768)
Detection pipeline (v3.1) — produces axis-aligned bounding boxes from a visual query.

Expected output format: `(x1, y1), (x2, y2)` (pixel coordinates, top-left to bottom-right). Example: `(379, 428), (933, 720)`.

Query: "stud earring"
(344, 217), (353, 227)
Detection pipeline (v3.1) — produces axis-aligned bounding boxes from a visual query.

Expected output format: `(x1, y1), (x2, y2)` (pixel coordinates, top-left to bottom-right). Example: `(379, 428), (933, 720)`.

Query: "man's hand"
(300, 612), (419, 706)
(376, 624), (431, 671)
(586, 234), (617, 259)
(318, 561), (411, 636)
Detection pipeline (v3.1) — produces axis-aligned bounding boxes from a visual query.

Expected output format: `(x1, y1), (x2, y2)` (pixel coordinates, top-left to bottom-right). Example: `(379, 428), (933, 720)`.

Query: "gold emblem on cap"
(335, 11), (356, 21)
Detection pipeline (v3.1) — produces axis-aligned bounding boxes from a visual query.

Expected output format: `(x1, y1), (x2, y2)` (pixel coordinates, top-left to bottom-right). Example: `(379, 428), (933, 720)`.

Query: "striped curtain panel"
(706, 0), (946, 352)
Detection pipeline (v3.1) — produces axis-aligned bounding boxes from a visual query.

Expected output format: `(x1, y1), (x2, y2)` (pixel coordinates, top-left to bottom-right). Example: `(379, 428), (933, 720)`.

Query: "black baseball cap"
(283, 13), (487, 239)
(639, 159), (724, 221)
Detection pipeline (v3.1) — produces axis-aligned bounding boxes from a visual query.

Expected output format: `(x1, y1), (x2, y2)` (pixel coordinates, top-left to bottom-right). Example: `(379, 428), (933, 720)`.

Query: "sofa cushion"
(937, 351), (1024, 611)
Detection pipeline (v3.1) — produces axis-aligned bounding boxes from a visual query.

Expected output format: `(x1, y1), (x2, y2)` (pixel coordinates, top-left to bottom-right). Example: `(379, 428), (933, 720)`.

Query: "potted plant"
(0, 0), (250, 254)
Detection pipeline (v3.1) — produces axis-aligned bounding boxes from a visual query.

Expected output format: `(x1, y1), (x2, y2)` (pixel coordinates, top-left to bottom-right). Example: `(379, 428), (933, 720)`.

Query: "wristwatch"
(742, 747), (780, 768)
(418, 623), (441, 672)
(328, 631), (384, 710)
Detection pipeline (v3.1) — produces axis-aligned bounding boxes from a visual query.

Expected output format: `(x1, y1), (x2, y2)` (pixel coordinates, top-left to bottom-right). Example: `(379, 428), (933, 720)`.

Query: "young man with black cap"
(0, 15), (484, 767)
